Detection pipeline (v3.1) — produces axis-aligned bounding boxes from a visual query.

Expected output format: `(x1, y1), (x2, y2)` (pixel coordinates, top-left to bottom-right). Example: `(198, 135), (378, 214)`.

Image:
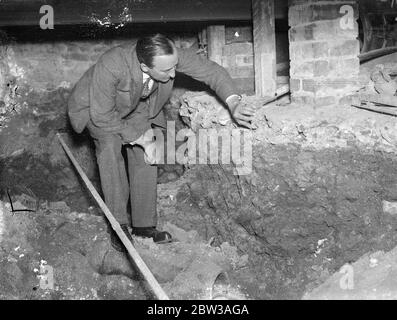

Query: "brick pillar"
(289, 0), (361, 107)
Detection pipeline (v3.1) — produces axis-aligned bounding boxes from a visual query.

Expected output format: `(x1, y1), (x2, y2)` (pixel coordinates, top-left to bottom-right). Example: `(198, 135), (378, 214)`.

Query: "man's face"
(141, 50), (178, 83)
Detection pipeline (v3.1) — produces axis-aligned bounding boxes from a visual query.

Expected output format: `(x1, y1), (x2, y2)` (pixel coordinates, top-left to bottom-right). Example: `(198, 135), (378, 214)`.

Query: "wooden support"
(207, 25), (225, 66)
(252, 0), (277, 97)
(0, 0), (290, 27)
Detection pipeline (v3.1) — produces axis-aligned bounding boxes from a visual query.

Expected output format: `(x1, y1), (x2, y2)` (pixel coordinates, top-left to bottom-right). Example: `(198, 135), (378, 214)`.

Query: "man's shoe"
(131, 226), (172, 244)
(109, 224), (134, 252)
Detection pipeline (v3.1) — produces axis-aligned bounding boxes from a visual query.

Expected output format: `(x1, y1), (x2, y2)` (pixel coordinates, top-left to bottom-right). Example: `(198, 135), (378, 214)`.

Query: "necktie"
(141, 77), (152, 99)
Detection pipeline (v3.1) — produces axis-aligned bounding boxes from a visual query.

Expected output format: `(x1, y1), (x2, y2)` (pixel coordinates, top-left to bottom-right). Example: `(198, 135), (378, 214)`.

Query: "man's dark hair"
(136, 34), (175, 68)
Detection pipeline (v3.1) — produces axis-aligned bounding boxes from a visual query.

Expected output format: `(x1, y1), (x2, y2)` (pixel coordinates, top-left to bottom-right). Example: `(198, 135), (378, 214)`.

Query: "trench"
(2, 111), (397, 299)
(169, 145), (397, 299)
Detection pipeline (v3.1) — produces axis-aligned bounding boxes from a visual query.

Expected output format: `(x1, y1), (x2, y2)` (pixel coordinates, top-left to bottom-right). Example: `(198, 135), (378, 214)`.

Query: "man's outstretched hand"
(227, 95), (255, 129)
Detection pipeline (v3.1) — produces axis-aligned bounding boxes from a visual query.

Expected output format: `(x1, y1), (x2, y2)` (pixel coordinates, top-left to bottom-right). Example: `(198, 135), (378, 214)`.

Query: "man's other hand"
(130, 130), (163, 165)
(227, 95), (255, 129)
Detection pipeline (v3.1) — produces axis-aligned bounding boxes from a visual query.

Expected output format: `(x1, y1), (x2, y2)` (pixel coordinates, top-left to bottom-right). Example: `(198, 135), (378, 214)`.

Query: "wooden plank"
(0, 0), (289, 26)
(359, 47), (397, 63)
(57, 134), (170, 300)
(361, 93), (397, 107)
(252, 0), (277, 97)
(352, 103), (397, 117)
(207, 25), (225, 66)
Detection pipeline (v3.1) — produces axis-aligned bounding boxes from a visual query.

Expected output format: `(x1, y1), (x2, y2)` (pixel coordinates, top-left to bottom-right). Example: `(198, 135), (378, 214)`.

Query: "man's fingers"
(240, 109), (255, 116)
(236, 114), (254, 122)
(236, 119), (252, 129)
(242, 106), (255, 113)
(237, 105), (255, 112)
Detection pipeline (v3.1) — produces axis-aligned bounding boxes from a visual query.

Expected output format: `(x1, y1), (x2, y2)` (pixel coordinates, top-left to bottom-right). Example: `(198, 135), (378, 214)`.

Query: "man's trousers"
(87, 121), (158, 227)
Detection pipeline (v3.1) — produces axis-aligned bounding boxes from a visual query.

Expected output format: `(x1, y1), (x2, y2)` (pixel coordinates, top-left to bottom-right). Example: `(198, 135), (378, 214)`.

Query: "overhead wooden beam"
(0, 0), (289, 27)
(207, 25), (226, 66)
(252, 0), (277, 97)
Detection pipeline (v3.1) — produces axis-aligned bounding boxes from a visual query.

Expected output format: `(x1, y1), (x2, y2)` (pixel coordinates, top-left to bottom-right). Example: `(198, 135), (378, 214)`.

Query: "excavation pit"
(2, 90), (397, 299)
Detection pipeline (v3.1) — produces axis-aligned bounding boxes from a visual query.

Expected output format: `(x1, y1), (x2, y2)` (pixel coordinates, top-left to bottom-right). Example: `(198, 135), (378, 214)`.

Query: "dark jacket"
(67, 43), (238, 142)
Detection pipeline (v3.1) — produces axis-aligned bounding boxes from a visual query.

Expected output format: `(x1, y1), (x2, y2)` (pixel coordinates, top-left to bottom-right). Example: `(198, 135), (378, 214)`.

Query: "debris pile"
(352, 52), (397, 116)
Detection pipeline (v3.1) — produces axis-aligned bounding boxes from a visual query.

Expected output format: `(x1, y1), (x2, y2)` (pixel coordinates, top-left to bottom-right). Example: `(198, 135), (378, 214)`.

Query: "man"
(68, 33), (255, 252)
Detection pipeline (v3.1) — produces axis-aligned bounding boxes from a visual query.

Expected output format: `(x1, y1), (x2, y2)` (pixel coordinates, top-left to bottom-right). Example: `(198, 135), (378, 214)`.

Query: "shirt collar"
(142, 72), (150, 83)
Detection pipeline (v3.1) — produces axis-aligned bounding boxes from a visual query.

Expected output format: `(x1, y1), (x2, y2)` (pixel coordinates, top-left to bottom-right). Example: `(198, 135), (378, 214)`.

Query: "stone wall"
(288, 0), (362, 106)
(0, 35), (197, 135)
(1, 35), (197, 94)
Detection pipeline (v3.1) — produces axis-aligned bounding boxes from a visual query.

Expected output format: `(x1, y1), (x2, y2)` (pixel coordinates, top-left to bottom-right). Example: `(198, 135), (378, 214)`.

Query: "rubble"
(161, 90), (397, 299)
(351, 52), (397, 116)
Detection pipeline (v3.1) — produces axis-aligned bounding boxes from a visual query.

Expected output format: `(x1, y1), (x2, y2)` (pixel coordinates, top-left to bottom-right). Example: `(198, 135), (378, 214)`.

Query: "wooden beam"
(207, 25), (225, 66)
(252, 0), (277, 97)
(0, 0), (289, 27)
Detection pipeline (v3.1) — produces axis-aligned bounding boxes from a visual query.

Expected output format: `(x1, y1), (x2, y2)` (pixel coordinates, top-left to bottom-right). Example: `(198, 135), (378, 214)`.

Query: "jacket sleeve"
(89, 48), (148, 143)
(176, 48), (240, 103)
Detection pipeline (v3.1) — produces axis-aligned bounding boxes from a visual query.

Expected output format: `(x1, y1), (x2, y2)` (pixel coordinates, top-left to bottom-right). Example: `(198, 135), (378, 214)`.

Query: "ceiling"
(0, 0), (289, 27)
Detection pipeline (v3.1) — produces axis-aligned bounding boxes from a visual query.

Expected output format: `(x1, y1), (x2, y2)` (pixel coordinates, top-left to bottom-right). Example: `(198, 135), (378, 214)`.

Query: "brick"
(291, 61), (313, 77)
(290, 41), (329, 61)
(291, 94), (315, 106)
(313, 60), (329, 77)
(314, 96), (337, 107)
(289, 25), (315, 42)
(302, 78), (361, 95)
(292, 94), (338, 107)
(291, 60), (330, 78)
(290, 40), (359, 62)
(328, 57), (360, 77)
(290, 78), (301, 92)
(339, 94), (360, 106)
(329, 39), (359, 57)
(289, 2), (359, 27)
(289, 20), (358, 42)
(302, 79), (317, 93)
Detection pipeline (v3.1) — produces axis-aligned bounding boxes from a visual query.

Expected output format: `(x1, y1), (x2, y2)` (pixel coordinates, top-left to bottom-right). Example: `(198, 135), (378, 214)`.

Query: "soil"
(163, 146), (397, 299)
(4, 143), (396, 300)
(0, 197), (249, 300)
(2, 85), (397, 300)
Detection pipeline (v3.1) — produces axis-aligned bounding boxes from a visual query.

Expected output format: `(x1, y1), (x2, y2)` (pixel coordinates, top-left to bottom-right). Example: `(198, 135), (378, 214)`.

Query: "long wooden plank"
(207, 25), (225, 65)
(352, 104), (397, 117)
(57, 134), (169, 301)
(361, 93), (397, 108)
(359, 47), (397, 63)
(252, 0), (277, 97)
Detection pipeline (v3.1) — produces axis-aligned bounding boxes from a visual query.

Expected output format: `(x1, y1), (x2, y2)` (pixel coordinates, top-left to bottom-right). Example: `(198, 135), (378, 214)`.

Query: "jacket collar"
(130, 46), (144, 109)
